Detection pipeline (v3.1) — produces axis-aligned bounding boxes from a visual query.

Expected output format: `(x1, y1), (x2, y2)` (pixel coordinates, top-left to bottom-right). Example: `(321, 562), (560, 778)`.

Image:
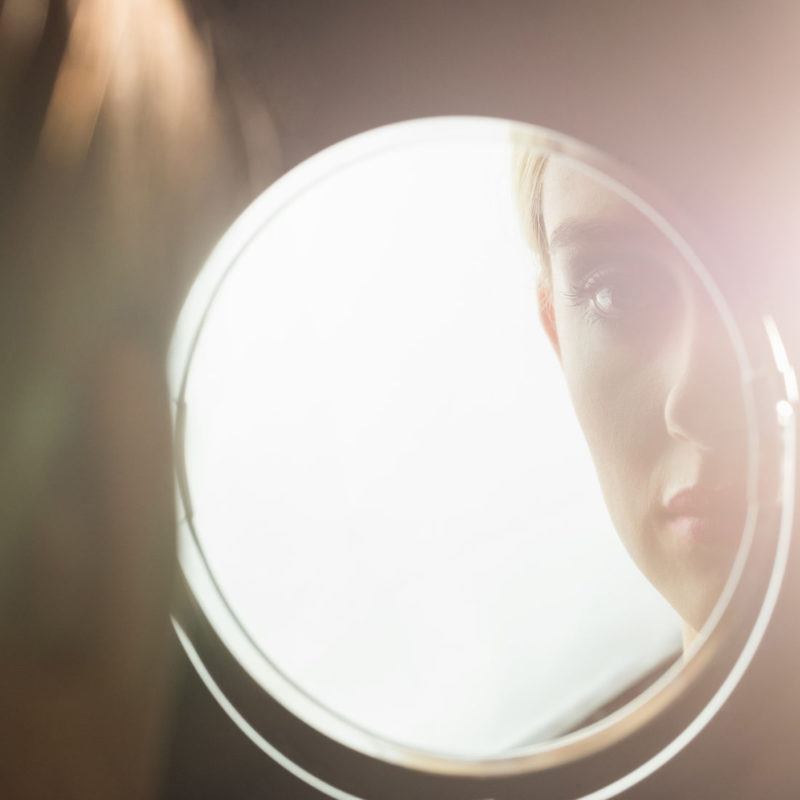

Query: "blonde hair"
(513, 145), (551, 286)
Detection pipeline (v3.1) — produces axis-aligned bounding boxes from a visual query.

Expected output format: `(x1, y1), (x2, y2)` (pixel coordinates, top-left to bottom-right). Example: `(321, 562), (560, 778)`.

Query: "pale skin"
(536, 160), (748, 649)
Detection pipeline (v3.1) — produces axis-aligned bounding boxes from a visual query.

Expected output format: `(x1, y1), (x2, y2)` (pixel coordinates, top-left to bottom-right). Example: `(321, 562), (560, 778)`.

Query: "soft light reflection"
(38, 0), (212, 168)
(178, 131), (682, 755)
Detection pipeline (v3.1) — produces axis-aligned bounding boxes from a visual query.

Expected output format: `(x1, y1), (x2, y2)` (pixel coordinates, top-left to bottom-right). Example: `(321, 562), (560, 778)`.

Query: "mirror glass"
(175, 121), (750, 758)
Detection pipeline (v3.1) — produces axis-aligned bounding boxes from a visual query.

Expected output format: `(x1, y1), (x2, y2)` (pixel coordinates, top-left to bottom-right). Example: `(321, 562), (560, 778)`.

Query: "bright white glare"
(181, 136), (681, 756)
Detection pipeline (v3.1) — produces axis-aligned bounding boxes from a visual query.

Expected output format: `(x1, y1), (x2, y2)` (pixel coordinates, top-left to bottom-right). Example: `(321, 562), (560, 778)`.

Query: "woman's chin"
(648, 526), (742, 637)
(667, 558), (738, 638)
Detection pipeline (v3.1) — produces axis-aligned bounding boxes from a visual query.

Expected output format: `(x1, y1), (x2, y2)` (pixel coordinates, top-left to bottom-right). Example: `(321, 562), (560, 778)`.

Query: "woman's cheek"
(559, 322), (665, 551)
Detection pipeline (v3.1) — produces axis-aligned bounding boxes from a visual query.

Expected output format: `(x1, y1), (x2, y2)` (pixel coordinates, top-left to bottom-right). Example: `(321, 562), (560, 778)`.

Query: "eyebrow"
(548, 217), (662, 252)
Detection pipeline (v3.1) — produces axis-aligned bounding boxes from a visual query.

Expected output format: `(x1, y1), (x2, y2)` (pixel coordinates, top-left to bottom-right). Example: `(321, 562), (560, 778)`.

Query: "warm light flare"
(37, 0), (216, 170)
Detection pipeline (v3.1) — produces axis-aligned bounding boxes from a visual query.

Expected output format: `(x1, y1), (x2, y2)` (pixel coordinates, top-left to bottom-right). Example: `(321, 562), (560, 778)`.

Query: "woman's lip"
(663, 488), (712, 516)
(666, 514), (714, 539)
(660, 485), (744, 542)
(662, 486), (732, 516)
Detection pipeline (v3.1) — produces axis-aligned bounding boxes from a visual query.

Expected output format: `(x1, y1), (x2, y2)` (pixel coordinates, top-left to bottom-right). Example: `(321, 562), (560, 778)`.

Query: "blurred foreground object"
(0, 1), (261, 797)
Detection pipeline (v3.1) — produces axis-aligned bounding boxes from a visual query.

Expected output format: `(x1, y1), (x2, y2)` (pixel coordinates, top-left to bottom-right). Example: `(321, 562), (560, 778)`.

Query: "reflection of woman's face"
(539, 160), (747, 636)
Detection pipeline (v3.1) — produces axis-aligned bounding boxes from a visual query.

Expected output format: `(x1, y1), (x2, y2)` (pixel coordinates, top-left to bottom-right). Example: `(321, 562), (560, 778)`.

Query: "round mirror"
(169, 118), (795, 799)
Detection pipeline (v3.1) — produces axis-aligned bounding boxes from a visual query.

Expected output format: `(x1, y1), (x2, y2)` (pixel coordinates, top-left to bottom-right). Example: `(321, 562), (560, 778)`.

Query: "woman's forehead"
(543, 160), (640, 233)
(541, 159), (675, 257)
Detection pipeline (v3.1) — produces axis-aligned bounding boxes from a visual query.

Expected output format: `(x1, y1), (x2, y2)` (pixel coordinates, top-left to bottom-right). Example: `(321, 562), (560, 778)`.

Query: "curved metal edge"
(167, 117), (797, 799)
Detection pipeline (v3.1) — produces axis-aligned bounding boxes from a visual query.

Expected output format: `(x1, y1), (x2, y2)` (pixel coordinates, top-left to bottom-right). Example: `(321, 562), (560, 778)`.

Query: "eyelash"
(564, 268), (619, 322)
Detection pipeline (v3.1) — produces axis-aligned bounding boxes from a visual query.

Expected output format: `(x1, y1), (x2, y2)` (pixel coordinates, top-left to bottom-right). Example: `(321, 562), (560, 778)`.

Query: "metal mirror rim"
(168, 116), (796, 799)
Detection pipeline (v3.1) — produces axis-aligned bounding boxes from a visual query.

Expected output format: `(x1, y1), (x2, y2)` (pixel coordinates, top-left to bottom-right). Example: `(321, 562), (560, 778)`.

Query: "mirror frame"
(168, 117), (797, 800)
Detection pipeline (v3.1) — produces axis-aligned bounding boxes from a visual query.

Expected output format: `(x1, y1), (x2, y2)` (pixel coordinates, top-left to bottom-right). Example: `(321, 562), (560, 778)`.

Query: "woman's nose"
(663, 296), (745, 451)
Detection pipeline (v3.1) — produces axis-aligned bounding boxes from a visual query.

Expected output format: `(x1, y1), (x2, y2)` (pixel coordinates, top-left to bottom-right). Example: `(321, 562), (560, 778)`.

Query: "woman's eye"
(591, 284), (618, 317)
(566, 264), (673, 328)
(567, 269), (632, 322)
